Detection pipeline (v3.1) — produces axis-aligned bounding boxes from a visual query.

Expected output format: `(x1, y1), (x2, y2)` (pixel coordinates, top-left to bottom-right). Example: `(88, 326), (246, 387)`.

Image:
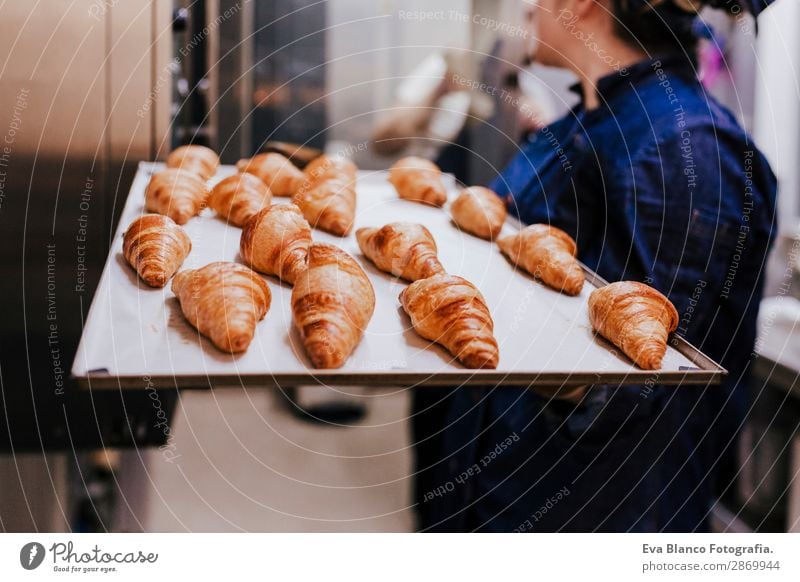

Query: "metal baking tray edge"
(72, 163), (727, 391)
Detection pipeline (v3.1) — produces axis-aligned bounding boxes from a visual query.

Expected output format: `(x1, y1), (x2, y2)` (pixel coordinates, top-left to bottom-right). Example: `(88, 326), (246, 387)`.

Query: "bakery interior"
(0, 0), (799, 533)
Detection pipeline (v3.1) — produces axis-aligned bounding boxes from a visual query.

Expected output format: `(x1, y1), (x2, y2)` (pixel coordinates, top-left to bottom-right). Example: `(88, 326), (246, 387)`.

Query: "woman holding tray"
(416, 0), (778, 532)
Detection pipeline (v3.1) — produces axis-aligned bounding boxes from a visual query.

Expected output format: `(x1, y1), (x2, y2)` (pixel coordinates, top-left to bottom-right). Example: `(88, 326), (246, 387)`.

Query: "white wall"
(754, 0), (800, 233)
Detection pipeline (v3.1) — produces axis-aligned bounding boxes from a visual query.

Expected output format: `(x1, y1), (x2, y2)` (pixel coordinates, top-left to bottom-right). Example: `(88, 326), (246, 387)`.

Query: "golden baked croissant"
(240, 204), (312, 285)
(451, 186), (507, 240)
(165, 145), (220, 181)
(208, 172), (272, 227)
(237, 152), (305, 197)
(588, 281), (679, 370)
(498, 224), (585, 296)
(303, 154), (358, 186)
(400, 274), (499, 369)
(388, 156), (447, 207)
(123, 214), (192, 288)
(293, 177), (356, 237)
(291, 243), (376, 368)
(172, 262), (271, 353)
(145, 168), (209, 225)
(356, 222), (445, 281)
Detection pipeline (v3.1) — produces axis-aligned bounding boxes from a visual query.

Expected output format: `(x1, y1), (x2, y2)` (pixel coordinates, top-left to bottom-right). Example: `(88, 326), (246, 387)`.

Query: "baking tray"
(71, 162), (726, 390)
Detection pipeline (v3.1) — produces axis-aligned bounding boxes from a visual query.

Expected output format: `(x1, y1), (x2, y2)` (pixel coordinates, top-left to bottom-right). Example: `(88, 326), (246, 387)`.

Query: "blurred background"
(0, 0), (798, 532)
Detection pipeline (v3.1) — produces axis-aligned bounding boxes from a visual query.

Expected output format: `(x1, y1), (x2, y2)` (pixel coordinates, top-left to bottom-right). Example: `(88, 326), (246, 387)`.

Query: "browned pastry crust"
(388, 156), (448, 207)
(497, 224), (585, 296)
(145, 168), (209, 225)
(236, 153), (305, 197)
(303, 155), (358, 186)
(123, 214), (192, 288)
(291, 243), (376, 369)
(208, 172), (272, 227)
(588, 281), (679, 370)
(171, 261), (271, 353)
(292, 155), (359, 236)
(293, 177), (356, 237)
(240, 204), (312, 285)
(356, 222), (445, 281)
(399, 274), (499, 369)
(165, 145), (220, 181)
(451, 186), (507, 240)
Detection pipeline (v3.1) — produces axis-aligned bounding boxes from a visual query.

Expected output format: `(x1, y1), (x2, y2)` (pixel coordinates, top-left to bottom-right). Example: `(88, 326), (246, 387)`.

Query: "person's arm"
(371, 88), (448, 156)
(532, 128), (747, 407)
(371, 54), (453, 156)
(621, 131), (745, 345)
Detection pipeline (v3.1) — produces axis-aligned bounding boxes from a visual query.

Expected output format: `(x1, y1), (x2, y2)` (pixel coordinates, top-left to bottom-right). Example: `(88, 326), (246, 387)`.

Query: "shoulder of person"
(627, 112), (760, 174)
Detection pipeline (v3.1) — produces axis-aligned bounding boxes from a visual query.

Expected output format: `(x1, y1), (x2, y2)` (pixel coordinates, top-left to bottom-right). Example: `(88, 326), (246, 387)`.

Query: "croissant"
(293, 177), (356, 237)
(388, 156), (447, 207)
(122, 214), (192, 288)
(208, 172), (272, 227)
(400, 274), (499, 369)
(165, 145), (220, 181)
(356, 222), (445, 281)
(237, 152), (305, 197)
(303, 154), (358, 186)
(172, 262), (271, 353)
(240, 204), (312, 285)
(145, 168), (209, 225)
(497, 224), (585, 296)
(588, 281), (679, 370)
(291, 243), (376, 368)
(451, 186), (507, 240)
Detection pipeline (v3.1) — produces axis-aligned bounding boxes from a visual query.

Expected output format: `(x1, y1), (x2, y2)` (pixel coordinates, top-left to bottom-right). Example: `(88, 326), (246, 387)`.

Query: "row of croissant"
(124, 145), (680, 371)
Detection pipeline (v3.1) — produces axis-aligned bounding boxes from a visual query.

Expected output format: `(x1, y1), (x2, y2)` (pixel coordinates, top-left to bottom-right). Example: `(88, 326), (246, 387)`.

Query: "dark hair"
(611, 0), (697, 55)
(610, 0), (745, 55)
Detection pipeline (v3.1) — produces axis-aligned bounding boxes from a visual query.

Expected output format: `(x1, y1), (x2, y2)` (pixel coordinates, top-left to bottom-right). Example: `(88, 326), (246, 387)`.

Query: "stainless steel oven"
(0, 0), (175, 530)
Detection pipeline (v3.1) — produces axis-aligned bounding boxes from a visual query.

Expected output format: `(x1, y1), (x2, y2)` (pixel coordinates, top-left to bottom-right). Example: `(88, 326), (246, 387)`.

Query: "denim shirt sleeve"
(563, 125), (759, 432)
(618, 128), (749, 345)
(488, 114), (588, 227)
